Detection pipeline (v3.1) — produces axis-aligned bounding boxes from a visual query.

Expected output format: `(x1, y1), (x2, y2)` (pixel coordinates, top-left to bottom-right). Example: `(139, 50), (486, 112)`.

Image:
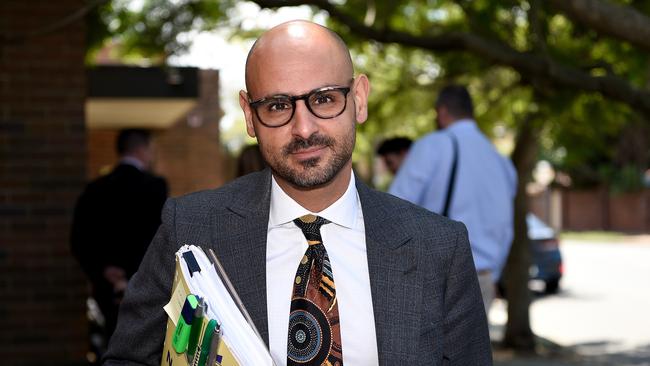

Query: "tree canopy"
(88, 0), (649, 190)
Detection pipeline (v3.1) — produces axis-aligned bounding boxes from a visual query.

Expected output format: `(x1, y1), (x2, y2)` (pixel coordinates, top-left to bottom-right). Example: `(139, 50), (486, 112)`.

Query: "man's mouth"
(291, 146), (326, 160)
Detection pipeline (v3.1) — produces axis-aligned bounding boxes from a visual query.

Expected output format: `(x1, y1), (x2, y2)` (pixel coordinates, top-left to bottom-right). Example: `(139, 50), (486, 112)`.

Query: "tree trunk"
(501, 114), (540, 351)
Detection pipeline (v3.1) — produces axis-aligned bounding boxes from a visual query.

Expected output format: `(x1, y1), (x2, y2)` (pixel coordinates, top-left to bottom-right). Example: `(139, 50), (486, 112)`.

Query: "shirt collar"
(269, 171), (359, 230)
(119, 156), (145, 171)
(447, 118), (476, 131)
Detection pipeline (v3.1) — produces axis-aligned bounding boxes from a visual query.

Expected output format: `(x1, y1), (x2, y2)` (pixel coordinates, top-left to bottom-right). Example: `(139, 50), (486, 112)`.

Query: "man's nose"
(291, 100), (318, 139)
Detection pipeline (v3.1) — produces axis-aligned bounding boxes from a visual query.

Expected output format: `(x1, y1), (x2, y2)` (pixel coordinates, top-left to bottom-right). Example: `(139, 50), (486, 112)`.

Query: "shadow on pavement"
(493, 338), (650, 366)
(569, 341), (650, 366)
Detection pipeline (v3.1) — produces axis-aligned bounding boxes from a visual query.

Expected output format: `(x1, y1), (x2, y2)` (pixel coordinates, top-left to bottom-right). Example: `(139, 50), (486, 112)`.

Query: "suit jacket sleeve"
(443, 221), (492, 365)
(103, 198), (177, 366)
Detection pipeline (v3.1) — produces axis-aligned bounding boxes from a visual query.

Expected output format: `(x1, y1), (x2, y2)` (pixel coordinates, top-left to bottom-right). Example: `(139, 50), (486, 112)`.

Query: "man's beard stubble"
(263, 131), (355, 188)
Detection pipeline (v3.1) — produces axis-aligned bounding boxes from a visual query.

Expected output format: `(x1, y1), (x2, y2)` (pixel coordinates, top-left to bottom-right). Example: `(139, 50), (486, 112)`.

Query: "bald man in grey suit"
(104, 21), (491, 366)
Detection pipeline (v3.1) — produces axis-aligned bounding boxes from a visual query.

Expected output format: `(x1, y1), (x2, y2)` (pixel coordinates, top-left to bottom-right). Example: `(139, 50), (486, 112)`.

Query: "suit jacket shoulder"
(356, 181), (492, 365)
(169, 169), (271, 243)
(358, 179), (467, 251)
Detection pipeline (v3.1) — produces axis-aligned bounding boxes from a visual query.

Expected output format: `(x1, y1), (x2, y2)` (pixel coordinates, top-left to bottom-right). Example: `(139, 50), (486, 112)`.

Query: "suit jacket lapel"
(357, 180), (423, 364)
(210, 170), (272, 346)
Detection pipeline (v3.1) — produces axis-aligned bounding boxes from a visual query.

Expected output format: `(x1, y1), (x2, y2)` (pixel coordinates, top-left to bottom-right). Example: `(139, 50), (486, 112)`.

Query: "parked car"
(499, 213), (563, 296)
(526, 213), (563, 293)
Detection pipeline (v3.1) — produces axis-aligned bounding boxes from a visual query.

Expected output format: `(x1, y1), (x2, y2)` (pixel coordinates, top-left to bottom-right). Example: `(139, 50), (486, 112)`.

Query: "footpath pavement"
(493, 340), (650, 366)
(494, 344), (650, 366)
(492, 234), (650, 366)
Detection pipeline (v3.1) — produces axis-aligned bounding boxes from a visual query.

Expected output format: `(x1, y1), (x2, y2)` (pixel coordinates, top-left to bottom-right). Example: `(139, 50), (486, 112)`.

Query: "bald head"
(244, 20), (354, 94)
(237, 20), (371, 199)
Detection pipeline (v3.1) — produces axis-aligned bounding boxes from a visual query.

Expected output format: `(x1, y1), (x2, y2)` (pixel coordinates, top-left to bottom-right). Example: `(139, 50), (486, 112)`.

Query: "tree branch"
(549, 0), (650, 53)
(250, 0), (650, 116)
(1, 0), (110, 45)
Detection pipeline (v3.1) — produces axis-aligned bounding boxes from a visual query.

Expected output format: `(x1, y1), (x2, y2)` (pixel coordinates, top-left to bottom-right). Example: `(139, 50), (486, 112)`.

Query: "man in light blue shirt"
(389, 85), (517, 313)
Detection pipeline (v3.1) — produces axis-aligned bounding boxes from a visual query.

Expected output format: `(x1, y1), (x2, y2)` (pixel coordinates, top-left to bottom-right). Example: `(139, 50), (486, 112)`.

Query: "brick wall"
(155, 70), (233, 196)
(529, 187), (649, 232)
(87, 130), (118, 179)
(0, 1), (89, 365)
(561, 188), (610, 231)
(606, 190), (649, 232)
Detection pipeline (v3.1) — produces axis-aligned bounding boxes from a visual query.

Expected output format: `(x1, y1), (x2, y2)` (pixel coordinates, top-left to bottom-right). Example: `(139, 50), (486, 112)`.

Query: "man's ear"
(352, 74), (370, 125)
(239, 90), (256, 138)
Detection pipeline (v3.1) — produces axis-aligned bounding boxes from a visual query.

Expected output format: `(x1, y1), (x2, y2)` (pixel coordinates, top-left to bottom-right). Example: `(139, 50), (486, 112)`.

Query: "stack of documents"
(161, 245), (274, 366)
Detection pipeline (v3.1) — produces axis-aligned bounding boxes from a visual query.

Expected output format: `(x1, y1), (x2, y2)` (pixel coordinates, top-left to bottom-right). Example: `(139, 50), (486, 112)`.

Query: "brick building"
(1, 3), (231, 365)
(1, 1), (89, 364)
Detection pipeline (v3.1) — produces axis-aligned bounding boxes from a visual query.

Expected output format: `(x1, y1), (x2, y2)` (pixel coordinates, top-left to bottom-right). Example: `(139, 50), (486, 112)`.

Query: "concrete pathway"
(492, 236), (650, 366)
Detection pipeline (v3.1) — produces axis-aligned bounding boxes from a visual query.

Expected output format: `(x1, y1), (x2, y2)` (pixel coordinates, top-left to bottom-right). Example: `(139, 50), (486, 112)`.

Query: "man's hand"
(103, 266), (128, 299)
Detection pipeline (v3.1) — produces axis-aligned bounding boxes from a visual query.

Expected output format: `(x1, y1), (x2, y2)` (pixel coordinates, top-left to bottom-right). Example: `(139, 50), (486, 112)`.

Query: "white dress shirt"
(119, 156), (145, 171)
(266, 172), (379, 366)
(389, 120), (517, 280)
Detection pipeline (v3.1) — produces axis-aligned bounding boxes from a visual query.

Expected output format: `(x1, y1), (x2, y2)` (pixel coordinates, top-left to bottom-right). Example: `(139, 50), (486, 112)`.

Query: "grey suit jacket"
(104, 169), (492, 365)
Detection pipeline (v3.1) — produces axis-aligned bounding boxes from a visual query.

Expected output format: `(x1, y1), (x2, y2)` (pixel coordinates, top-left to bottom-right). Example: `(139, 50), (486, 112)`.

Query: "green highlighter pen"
(172, 294), (199, 353)
(197, 319), (218, 366)
(187, 298), (206, 361)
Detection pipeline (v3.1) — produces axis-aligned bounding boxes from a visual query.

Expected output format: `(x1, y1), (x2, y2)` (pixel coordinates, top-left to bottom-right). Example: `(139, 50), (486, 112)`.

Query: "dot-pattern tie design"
(287, 215), (343, 366)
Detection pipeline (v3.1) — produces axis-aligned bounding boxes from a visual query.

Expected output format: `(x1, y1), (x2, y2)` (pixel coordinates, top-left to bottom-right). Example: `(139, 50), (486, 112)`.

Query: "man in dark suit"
(71, 129), (168, 344)
(104, 21), (491, 365)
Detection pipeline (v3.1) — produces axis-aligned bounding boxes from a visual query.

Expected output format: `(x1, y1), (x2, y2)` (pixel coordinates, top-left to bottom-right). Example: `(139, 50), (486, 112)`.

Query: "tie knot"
(293, 214), (328, 242)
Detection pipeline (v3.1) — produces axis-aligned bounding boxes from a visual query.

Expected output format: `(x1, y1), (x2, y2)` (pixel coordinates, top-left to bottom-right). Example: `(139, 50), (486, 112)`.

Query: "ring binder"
(160, 245), (275, 366)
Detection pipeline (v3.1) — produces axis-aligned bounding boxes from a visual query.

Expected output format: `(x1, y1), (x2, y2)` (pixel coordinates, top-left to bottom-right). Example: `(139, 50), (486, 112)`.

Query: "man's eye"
(266, 100), (291, 112)
(312, 92), (336, 105)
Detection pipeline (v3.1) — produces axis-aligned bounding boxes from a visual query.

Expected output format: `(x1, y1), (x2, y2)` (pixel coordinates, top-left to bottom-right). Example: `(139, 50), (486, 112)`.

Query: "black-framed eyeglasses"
(248, 82), (353, 128)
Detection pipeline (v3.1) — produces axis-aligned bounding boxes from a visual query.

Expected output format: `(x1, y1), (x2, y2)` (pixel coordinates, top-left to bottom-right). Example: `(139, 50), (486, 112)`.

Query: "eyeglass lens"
(254, 87), (348, 126)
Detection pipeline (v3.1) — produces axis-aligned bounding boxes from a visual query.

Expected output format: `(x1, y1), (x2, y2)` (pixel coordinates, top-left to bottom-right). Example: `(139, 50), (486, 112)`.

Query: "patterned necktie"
(287, 214), (343, 366)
